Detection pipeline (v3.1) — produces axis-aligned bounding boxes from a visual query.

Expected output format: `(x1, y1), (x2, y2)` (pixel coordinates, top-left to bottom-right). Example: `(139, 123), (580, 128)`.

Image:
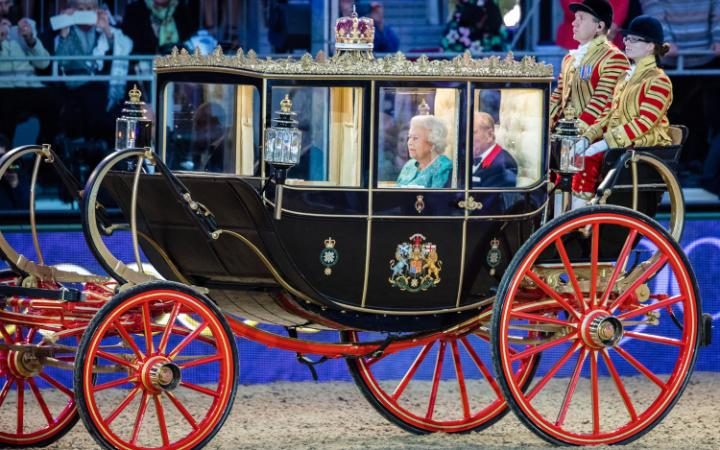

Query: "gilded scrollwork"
(156, 47), (553, 78)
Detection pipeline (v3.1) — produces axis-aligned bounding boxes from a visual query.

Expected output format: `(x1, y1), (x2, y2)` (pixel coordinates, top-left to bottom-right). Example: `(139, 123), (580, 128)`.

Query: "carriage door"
(365, 83), (468, 311)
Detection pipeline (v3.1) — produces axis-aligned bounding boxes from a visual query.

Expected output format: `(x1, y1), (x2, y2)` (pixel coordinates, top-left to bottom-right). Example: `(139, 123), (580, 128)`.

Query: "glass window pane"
(270, 86), (363, 187)
(163, 82), (260, 175)
(377, 87), (460, 189)
(472, 88), (544, 188)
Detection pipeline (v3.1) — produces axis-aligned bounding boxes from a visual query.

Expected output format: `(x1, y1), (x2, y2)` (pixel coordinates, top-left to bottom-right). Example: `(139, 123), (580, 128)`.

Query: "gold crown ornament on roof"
(335, 4), (375, 51)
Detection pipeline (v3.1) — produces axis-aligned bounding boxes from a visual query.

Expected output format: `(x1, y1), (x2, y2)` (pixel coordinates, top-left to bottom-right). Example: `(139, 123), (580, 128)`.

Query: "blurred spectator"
(557, 0), (629, 49)
(339, 0), (354, 17)
(0, 0), (20, 23)
(202, 0), (240, 44)
(0, 18), (49, 87)
(54, 0), (132, 145)
(0, 17), (53, 144)
(368, 1), (399, 53)
(640, 0), (720, 193)
(122, 0), (194, 56)
(441, 0), (508, 53)
(0, 133), (30, 209)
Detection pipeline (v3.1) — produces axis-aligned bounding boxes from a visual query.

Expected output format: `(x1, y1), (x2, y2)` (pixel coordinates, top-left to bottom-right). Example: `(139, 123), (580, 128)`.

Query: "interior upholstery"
(494, 89), (545, 188)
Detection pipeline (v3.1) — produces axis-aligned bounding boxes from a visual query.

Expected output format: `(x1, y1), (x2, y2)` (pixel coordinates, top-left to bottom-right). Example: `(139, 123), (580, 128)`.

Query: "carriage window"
(472, 88), (544, 188)
(163, 82), (261, 175)
(270, 86), (363, 187)
(377, 87), (460, 189)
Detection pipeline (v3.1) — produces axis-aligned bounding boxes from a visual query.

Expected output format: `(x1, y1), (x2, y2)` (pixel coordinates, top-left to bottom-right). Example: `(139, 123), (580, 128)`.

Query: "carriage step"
(0, 285), (82, 302)
(700, 313), (713, 347)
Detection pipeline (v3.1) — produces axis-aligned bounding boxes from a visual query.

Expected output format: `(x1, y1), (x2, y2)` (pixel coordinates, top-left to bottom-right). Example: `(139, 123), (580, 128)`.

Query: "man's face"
(0, 0), (12, 16)
(473, 116), (495, 157)
(572, 11), (601, 44)
(73, 0), (97, 12)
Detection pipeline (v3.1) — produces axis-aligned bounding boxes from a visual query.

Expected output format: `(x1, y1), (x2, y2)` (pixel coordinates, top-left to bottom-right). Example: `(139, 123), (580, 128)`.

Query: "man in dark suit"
(471, 112), (517, 188)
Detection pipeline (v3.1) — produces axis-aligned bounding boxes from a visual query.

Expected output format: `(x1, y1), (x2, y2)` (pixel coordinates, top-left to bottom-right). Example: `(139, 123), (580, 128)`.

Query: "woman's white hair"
(410, 115), (448, 155)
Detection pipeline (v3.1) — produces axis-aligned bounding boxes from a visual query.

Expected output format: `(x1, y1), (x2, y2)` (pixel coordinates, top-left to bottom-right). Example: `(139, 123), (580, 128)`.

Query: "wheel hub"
(140, 356), (181, 392)
(580, 310), (624, 349)
(7, 349), (43, 378)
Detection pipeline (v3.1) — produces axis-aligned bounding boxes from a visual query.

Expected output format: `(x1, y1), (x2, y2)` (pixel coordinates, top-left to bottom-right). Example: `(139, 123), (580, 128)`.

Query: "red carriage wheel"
(0, 271), (80, 448)
(491, 206), (700, 446)
(74, 281), (238, 450)
(343, 327), (539, 433)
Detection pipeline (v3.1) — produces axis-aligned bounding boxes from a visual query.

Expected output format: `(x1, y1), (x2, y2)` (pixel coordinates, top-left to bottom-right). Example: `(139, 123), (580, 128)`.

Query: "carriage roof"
(154, 47), (554, 81)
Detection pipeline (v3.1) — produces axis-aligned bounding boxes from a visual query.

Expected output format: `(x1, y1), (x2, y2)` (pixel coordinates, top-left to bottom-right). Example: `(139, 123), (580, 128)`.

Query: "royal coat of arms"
(389, 233), (442, 292)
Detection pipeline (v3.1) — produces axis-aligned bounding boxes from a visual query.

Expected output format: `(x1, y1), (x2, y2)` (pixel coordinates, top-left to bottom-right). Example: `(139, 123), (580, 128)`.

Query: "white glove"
(585, 139), (609, 156)
(573, 137), (589, 154)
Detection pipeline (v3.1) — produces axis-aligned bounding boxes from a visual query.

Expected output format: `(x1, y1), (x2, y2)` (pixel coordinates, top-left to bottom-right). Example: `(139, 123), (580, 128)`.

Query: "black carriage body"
(104, 52), (554, 331)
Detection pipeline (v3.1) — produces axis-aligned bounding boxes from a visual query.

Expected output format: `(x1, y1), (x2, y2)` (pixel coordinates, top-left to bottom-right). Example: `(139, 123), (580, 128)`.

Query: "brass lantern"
(551, 106), (585, 174)
(264, 94), (302, 184)
(115, 84), (152, 151)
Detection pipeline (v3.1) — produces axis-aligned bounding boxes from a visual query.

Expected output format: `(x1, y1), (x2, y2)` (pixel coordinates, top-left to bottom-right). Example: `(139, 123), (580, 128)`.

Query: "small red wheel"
(74, 281), (238, 450)
(343, 327), (538, 433)
(0, 271), (80, 448)
(492, 206), (700, 445)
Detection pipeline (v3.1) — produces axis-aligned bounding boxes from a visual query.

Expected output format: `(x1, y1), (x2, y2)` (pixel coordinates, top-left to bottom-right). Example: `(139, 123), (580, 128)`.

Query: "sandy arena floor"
(22, 371), (719, 450)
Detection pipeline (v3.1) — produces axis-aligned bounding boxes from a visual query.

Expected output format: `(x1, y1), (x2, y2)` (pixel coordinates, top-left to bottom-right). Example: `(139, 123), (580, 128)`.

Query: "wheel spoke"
(165, 391), (199, 430)
(613, 346), (666, 389)
(510, 332), (577, 362)
(609, 255), (669, 313)
(525, 270), (581, 320)
(181, 381), (220, 398)
(460, 337), (503, 398)
(0, 323), (13, 342)
(114, 320), (145, 360)
(425, 340), (446, 420)
(599, 230), (638, 308)
(391, 342), (433, 401)
(600, 349), (638, 421)
(158, 303), (181, 354)
(39, 373), (73, 398)
(555, 238), (586, 312)
(130, 392), (150, 445)
(526, 341), (582, 401)
(589, 223), (599, 307)
(153, 394), (170, 447)
(104, 386), (141, 426)
(450, 340), (470, 420)
(178, 354), (223, 370)
(93, 376), (137, 392)
(168, 321), (209, 360)
(142, 302), (154, 357)
(510, 311), (577, 328)
(96, 350), (136, 369)
(555, 348), (588, 427)
(28, 378), (54, 426)
(624, 331), (683, 347)
(590, 351), (600, 435)
(0, 380), (12, 407)
(17, 379), (24, 435)
(618, 294), (685, 321)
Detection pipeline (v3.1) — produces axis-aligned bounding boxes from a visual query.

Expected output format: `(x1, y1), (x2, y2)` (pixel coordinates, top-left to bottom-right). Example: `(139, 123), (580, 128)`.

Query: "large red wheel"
(0, 271), (80, 448)
(491, 206), (700, 445)
(343, 326), (538, 433)
(74, 281), (238, 450)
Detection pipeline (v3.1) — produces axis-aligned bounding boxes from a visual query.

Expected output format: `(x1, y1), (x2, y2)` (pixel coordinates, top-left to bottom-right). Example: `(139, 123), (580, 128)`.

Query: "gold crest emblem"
(389, 233), (442, 292)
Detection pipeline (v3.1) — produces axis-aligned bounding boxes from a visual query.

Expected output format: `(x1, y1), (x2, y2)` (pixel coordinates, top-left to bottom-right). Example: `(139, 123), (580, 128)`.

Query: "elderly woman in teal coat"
(396, 115), (453, 188)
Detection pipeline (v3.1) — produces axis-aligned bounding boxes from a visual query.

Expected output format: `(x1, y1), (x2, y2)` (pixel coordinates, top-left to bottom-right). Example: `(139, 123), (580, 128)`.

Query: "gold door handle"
(458, 195), (482, 211)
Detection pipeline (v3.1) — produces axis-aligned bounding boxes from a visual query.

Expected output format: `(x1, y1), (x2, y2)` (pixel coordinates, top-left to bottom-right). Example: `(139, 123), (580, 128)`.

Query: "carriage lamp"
(551, 106), (585, 174)
(115, 85), (153, 151)
(264, 94), (302, 219)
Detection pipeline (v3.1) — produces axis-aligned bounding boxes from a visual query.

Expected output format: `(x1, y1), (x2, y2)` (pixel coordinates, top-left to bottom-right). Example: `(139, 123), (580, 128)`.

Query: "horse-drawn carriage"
(0, 13), (712, 449)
